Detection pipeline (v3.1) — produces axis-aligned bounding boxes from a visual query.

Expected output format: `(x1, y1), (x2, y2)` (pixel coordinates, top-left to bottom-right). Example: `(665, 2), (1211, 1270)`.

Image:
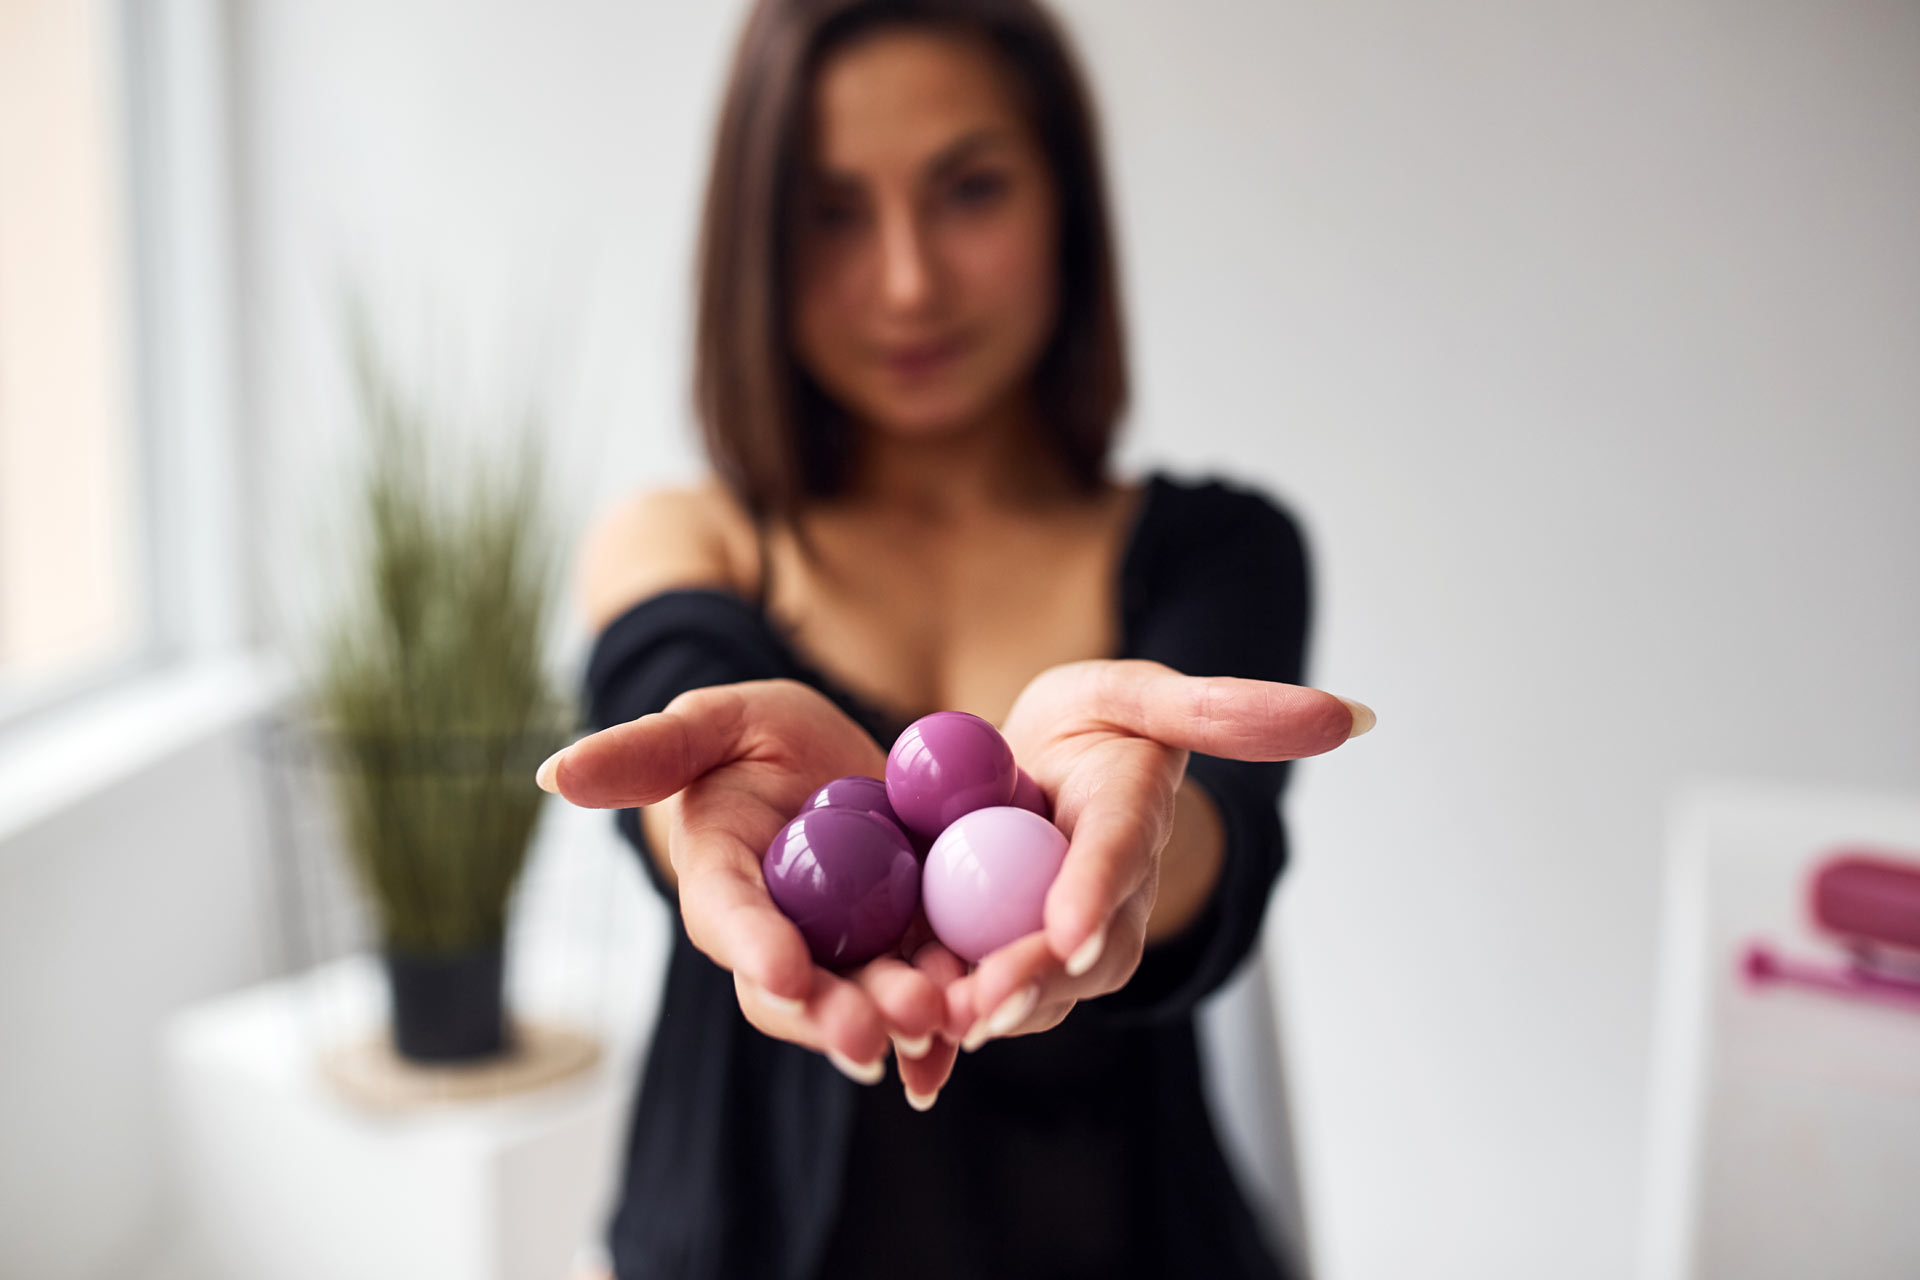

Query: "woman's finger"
(894, 1027), (958, 1110)
(1042, 753), (1169, 965)
(734, 970), (892, 1084)
(538, 684), (753, 808)
(897, 940), (968, 1106)
(956, 888), (1152, 1046)
(1088, 661), (1365, 762)
(849, 956), (947, 1053)
(954, 932), (1062, 1050)
(806, 969), (896, 1082)
(672, 826), (817, 1006)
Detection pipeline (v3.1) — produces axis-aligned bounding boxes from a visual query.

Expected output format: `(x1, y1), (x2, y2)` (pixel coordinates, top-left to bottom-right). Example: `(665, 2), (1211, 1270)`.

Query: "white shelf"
(160, 949), (646, 1280)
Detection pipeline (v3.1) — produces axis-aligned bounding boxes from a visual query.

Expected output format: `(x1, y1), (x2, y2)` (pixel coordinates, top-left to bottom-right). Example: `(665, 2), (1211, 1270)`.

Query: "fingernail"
(961, 1020), (992, 1053)
(1338, 697), (1376, 739)
(1066, 928), (1107, 978)
(535, 748), (566, 793)
(985, 984), (1039, 1038)
(905, 1087), (939, 1113)
(755, 986), (806, 1018)
(826, 1048), (884, 1085)
(891, 1032), (932, 1060)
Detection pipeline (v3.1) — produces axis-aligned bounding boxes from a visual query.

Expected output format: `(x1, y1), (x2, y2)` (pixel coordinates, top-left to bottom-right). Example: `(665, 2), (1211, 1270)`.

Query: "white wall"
(1076, 6), (1920, 1276)
(227, 2), (1920, 1277)
(0, 676), (278, 1278)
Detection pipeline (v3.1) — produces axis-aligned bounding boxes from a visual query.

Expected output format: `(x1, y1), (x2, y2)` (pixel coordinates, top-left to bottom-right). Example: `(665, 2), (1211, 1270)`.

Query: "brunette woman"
(538, 2), (1373, 1276)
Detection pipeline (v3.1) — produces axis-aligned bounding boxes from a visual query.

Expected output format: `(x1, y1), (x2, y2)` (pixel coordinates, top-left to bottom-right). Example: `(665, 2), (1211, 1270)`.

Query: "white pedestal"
(161, 954), (645, 1280)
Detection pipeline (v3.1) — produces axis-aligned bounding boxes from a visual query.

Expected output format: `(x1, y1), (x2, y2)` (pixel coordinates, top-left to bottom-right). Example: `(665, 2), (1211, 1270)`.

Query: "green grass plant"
(307, 318), (572, 954)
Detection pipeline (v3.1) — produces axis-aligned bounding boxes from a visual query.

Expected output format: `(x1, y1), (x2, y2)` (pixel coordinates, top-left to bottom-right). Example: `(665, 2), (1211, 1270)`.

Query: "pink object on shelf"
(1741, 941), (1920, 1015)
(1738, 846), (1920, 1015)
(1808, 849), (1920, 957)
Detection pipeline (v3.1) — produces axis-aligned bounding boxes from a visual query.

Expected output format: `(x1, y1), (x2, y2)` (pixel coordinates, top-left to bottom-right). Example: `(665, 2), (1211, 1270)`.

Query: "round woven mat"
(318, 1019), (602, 1110)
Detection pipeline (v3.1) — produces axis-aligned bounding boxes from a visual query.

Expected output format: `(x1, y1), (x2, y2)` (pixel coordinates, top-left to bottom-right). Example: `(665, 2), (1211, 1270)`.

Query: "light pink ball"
(922, 805), (1069, 963)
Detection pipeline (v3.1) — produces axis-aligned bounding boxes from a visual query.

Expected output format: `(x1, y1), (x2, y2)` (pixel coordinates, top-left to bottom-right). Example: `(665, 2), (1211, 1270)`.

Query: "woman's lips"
(878, 335), (967, 378)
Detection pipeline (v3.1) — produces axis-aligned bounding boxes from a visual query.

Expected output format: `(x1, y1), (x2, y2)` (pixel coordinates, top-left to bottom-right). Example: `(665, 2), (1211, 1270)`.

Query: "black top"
(584, 472), (1312, 1280)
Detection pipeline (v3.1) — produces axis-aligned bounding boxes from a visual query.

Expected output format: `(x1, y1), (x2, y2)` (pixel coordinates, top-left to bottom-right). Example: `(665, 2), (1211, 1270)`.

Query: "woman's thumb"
(537, 685), (751, 807)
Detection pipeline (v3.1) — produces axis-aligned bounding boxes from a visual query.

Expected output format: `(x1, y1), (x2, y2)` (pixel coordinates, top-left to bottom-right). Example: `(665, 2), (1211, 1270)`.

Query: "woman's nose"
(875, 208), (936, 313)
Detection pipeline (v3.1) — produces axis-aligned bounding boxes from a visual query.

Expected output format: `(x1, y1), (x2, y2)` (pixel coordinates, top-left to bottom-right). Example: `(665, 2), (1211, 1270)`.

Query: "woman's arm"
(576, 484), (754, 891)
(1146, 775), (1225, 945)
(937, 481), (1373, 1043)
(568, 488), (969, 1097)
(577, 483), (757, 632)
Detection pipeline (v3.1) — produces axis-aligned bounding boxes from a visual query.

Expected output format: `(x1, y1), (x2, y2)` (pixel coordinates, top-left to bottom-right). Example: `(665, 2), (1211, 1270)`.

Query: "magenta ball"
(885, 711), (1017, 840)
(763, 807), (919, 969)
(922, 806), (1069, 963)
(803, 775), (907, 841)
(1009, 767), (1050, 820)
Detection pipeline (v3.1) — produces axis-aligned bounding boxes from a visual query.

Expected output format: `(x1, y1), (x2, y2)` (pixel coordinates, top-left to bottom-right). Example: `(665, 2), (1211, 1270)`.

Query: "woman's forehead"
(808, 28), (1031, 178)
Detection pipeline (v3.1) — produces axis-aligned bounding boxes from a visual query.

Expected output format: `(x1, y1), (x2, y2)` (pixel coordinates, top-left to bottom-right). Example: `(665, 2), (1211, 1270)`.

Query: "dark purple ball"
(803, 775), (908, 842)
(763, 807), (919, 969)
(885, 711), (1018, 840)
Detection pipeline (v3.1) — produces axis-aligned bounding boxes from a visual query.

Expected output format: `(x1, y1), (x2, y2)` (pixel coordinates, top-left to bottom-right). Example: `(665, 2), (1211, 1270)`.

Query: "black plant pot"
(383, 938), (508, 1063)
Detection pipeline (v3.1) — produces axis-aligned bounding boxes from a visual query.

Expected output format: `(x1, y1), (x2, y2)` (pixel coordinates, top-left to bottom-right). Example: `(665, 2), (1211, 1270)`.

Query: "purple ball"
(921, 805), (1069, 963)
(1009, 767), (1051, 820)
(803, 775), (908, 840)
(763, 807), (919, 970)
(885, 711), (1017, 840)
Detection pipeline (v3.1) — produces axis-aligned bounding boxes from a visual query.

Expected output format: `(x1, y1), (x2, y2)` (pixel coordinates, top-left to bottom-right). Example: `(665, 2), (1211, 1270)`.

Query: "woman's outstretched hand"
(939, 660), (1371, 1051)
(538, 679), (965, 1105)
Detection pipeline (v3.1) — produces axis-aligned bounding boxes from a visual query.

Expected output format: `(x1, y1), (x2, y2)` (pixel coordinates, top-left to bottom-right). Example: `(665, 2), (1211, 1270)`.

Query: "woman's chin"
(856, 391), (1000, 442)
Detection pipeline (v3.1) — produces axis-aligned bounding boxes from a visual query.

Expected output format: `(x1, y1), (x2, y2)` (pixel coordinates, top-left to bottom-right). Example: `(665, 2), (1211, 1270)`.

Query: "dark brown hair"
(693, 0), (1128, 525)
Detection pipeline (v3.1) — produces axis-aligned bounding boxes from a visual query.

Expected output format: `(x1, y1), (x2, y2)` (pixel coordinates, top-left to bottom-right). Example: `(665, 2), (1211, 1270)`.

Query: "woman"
(537, 1), (1372, 1276)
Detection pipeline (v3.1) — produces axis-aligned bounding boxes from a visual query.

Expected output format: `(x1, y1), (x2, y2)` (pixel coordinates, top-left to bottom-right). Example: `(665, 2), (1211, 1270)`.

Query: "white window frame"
(0, 0), (250, 739)
(0, 0), (281, 846)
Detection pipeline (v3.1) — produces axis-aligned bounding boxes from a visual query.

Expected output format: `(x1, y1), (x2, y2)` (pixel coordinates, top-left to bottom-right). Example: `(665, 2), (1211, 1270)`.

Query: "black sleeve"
(1090, 479), (1314, 1024)
(581, 589), (796, 903)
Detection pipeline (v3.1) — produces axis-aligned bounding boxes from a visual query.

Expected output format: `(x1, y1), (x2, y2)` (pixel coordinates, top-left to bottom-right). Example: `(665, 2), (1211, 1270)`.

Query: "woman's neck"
(842, 396), (1083, 520)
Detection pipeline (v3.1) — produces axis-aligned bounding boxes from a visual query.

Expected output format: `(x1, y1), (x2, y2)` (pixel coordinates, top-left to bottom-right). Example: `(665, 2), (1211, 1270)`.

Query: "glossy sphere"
(1009, 767), (1050, 820)
(763, 807), (919, 969)
(922, 806), (1069, 963)
(803, 775), (908, 841)
(885, 711), (1017, 840)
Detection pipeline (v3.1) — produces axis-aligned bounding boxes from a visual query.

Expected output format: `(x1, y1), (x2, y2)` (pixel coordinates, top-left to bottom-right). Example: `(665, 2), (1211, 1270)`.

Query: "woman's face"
(790, 28), (1061, 441)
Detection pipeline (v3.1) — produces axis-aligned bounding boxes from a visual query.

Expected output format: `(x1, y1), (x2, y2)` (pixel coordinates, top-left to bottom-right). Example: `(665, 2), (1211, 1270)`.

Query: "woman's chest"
(767, 501), (1134, 726)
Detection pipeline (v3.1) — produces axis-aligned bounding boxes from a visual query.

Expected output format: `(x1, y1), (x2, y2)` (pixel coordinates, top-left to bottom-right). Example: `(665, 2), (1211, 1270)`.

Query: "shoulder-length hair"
(693, 0), (1128, 525)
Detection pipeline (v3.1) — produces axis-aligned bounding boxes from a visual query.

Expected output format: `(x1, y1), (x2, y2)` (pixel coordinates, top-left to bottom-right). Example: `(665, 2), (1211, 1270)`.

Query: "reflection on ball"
(803, 775), (909, 842)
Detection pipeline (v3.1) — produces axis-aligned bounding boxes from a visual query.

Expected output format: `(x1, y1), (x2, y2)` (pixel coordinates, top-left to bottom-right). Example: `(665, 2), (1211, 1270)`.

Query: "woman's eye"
(809, 198), (867, 232)
(945, 170), (1009, 210)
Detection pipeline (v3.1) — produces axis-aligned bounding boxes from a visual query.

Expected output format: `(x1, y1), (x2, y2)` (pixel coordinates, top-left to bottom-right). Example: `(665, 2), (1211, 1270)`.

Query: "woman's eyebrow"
(806, 128), (1015, 191)
(924, 128), (1015, 179)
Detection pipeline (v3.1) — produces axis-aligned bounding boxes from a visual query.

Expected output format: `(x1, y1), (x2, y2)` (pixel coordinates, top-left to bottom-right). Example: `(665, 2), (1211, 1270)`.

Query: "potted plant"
(302, 319), (572, 1063)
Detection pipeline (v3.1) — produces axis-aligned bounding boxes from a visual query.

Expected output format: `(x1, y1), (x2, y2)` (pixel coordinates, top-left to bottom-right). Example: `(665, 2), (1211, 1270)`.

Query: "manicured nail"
(891, 1032), (932, 1060)
(1338, 697), (1376, 739)
(905, 1087), (939, 1113)
(827, 1048), (884, 1085)
(754, 986), (806, 1018)
(985, 984), (1039, 1038)
(961, 1020), (992, 1053)
(1066, 928), (1107, 978)
(535, 748), (566, 793)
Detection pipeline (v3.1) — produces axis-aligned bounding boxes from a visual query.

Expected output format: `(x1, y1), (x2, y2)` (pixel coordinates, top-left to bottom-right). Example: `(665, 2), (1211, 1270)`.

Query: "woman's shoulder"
(576, 478), (763, 634)
(1136, 469), (1306, 558)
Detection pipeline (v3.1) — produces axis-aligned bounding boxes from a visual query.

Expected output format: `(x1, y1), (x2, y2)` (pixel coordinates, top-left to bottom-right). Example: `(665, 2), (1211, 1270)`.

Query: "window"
(0, 0), (147, 707)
